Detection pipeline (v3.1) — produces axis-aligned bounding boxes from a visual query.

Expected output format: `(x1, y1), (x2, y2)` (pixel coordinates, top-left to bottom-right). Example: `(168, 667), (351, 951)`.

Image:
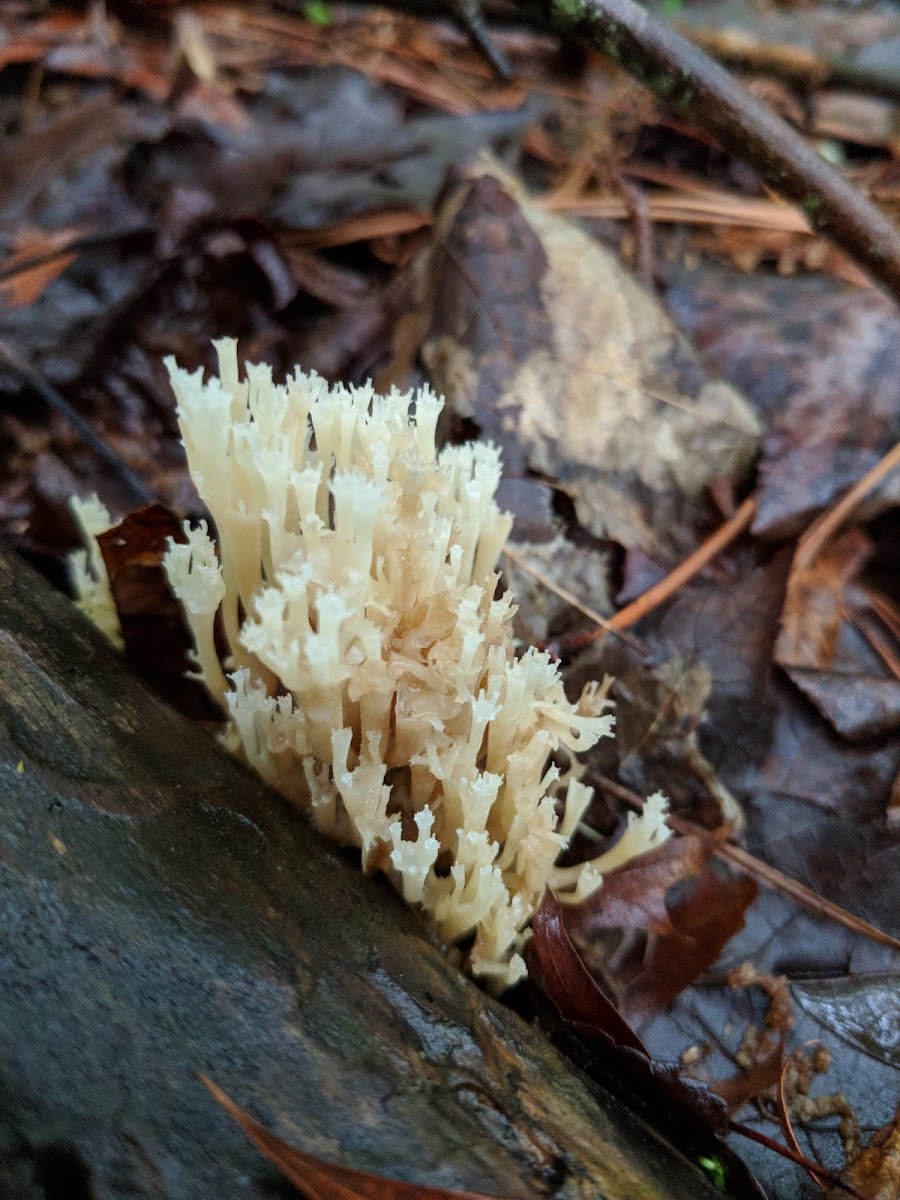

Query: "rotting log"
(0, 544), (724, 1200)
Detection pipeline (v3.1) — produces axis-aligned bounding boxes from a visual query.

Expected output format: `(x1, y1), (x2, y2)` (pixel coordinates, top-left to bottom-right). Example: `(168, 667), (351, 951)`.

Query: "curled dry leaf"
(837, 1107), (900, 1200)
(530, 891), (651, 1057)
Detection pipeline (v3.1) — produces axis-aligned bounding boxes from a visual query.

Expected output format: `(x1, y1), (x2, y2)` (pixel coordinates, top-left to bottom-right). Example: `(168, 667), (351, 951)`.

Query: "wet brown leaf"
(0, 226), (81, 306)
(530, 892), (651, 1056)
(96, 505), (214, 717)
(711, 1038), (785, 1115)
(574, 834), (710, 937)
(201, 1076), (507, 1200)
(748, 676), (900, 939)
(527, 897), (770, 1198)
(603, 863), (758, 1027)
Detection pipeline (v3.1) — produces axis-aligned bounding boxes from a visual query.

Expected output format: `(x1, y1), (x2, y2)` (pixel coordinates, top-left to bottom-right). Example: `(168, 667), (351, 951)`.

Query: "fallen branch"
(337, 0), (900, 303)
(527, 0), (900, 302)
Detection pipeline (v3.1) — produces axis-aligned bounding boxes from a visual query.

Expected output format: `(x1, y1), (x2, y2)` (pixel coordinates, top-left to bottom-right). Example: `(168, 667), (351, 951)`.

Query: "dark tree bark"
(0, 544), (723, 1200)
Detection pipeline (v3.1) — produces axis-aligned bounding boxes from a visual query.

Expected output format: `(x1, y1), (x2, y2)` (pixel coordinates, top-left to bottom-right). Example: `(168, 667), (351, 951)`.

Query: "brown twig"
(596, 496), (756, 638)
(613, 169), (655, 290)
(794, 440), (900, 569)
(366, 0), (900, 303)
(540, 0), (900, 300)
(500, 544), (648, 654)
(0, 340), (154, 508)
(729, 1121), (866, 1199)
(529, 0), (900, 302)
(594, 774), (900, 954)
(775, 1047), (828, 1197)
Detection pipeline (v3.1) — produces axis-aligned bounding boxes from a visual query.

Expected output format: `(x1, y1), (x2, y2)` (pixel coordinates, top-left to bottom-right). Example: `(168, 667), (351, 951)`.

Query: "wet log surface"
(0, 544), (722, 1200)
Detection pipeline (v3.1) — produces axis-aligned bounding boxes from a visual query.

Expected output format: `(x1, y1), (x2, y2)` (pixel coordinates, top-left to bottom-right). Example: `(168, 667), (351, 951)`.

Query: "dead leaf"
(573, 834), (710, 937)
(526, 897), (767, 1195)
(792, 975), (900, 1070)
(666, 266), (900, 540)
(777, 528), (871, 671)
(616, 866), (759, 1026)
(837, 1108), (900, 1200)
(575, 639), (746, 829)
(200, 1075), (507, 1200)
(0, 93), (123, 224)
(776, 528), (900, 740)
(712, 1039), (785, 1115)
(96, 505), (214, 717)
(530, 892), (651, 1056)
(750, 677), (900, 938)
(403, 155), (759, 563)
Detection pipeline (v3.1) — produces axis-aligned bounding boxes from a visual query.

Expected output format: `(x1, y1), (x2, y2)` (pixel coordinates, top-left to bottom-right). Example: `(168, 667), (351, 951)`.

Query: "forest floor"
(1, 3), (898, 1198)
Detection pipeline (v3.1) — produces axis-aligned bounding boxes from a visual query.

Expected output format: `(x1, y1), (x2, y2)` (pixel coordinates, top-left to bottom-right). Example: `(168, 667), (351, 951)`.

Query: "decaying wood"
(0, 543), (724, 1200)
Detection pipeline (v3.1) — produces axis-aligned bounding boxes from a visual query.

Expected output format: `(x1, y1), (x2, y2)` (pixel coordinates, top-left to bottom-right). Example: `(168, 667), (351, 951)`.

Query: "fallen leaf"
(200, 1075), (508, 1200)
(574, 639), (746, 829)
(527, 897), (768, 1199)
(624, 867), (758, 1022)
(666, 266), (900, 539)
(776, 528), (900, 740)
(530, 892), (651, 1056)
(573, 834), (710, 937)
(404, 156), (759, 563)
(0, 93), (123, 224)
(96, 505), (214, 717)
(711, 1038), (785, 1115)
(792, 975), (900, 1069)
(838, 1107), (900, 1200)
(750, 677), (900, 935)
(0, 226), (81, 306)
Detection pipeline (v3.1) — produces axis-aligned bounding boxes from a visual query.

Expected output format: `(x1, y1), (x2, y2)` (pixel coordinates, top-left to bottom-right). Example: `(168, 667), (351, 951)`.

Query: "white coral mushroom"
(159, 340), (669, 989)
(68, 495), (124, 651)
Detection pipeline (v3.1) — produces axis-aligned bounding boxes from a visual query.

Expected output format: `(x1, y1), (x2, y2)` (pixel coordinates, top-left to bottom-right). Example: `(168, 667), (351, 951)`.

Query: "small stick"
(500, 543), (647, 654)
(596, 496), (756, 638)
(794, 440), (900, 569)
(453, 0), (513, 82)
(775, 1047), (829, 1197)
(728, 1121), (866, 1199)
(614, 170), (655, 291)
(0, 340), (153, 508)
(529, 0), (900, 304)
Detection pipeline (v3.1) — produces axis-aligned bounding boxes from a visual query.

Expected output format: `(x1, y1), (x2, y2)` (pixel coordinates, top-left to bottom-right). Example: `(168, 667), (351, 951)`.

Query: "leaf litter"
(0, 2), (898, 1196)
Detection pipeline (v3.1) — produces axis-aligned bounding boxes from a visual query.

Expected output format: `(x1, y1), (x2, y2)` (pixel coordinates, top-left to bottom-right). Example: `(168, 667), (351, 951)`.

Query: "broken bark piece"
(0, 543), (732, 1199)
